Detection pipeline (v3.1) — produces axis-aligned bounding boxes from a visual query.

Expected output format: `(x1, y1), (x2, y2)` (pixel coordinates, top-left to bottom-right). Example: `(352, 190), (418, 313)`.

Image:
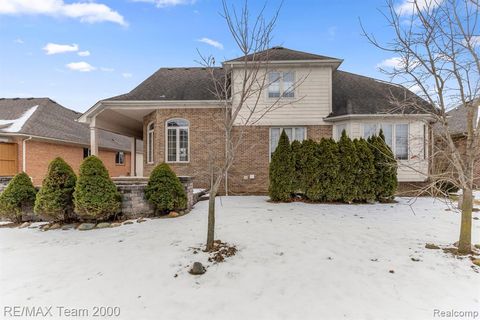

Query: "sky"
(0, 0), (412, 112)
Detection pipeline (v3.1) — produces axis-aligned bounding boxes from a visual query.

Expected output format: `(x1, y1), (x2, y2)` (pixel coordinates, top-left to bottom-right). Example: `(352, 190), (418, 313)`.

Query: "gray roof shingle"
(446, 101), (480, 135)
(330, 70), (432, 117)
(225, 46), (340, 62)
(0, 98), (142, 152)
(106, 67), (226, 101)
(101, 48), (430, 117)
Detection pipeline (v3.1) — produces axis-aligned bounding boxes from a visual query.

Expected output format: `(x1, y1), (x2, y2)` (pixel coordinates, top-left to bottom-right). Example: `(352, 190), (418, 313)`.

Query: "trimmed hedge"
(338, 130), (358, 203)
(73, 156), (121, 221)
(354, 138), (376, 202)
(368, 130), (398, 202)
(34, 157), (77, 221)
(268, 132), (398, 203)
(0, 172), (37, 223)
(145, 163), (187, 214)
(268, 130), (295, 202)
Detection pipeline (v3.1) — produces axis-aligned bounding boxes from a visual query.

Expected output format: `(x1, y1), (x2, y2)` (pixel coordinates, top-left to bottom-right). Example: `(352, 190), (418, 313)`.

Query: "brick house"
(0, 98), (143, 186)
(79, 47), (433, 194)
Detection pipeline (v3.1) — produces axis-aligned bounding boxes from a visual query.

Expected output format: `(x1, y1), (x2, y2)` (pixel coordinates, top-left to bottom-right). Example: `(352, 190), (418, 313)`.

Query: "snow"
(193, 188), (207, 194)
(0, 105), (38, 132)
(0, 196), (479, 320)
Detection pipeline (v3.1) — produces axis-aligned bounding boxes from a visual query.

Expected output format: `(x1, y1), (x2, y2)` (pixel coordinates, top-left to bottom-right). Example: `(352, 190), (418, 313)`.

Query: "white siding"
(334, 119), (429, 182)
(232, 66), (332, 126)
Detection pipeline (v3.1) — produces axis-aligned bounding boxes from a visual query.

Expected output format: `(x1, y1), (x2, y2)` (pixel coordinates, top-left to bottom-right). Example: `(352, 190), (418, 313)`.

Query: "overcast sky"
(0, 0), (416, 112)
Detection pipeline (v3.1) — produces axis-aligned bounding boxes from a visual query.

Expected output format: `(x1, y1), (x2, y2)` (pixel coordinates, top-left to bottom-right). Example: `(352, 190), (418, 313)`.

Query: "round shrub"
(269, 130), (294, 202)
(0, 172), (37, 223)
(34, 157), (77, 221)
(73, 156), (121, 221)
(145, 163), (187, 214)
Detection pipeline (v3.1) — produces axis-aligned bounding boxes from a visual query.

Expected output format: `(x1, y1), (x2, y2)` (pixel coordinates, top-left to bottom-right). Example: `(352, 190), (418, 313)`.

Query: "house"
(0, 98), (143, 186)
(79, 47), (433, 194)
(445, 101), (480, 187)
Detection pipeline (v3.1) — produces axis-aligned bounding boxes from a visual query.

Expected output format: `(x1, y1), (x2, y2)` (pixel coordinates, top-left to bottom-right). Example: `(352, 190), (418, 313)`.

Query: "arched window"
(166, 118), (189, 163)
(147, 122), (154, 164)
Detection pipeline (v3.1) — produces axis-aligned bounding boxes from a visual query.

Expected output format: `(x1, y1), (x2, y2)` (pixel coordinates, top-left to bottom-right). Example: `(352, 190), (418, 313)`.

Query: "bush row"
(269, 130), (398, 203)
(0, 157), (187, 223)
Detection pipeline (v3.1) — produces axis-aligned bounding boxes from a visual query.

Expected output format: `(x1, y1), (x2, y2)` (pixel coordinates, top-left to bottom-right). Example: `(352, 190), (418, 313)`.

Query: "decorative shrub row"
(269, 130), (398, 203)
(0, 156), (187, 223)
(0, 156), (121, 223)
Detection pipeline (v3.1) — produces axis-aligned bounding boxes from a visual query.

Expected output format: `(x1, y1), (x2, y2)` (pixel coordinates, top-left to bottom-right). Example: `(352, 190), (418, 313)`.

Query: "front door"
(0, 143), (18, 176)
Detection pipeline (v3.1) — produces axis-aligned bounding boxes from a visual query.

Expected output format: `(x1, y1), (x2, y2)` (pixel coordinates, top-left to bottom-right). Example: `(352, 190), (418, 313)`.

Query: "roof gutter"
(323, 113), (436, 122)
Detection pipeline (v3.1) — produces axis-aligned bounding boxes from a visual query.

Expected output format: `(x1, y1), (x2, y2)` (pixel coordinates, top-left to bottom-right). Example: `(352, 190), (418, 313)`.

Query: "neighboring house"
(445, 101), (480, 187)
(79, 47), (433, 194)
(0, 98), (143, 186)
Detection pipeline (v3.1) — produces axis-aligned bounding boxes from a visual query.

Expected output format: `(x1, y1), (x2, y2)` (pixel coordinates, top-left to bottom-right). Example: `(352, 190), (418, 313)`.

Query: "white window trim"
(147, 121), (154, 164)
(267, 71), (296, 99)
(269, 127), (307, 160)
(165, 118), (190, 164)
(361, 122), (410, 160)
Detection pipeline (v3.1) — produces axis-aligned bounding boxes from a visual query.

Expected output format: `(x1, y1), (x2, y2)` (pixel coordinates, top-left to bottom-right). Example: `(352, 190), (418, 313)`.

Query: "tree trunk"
(458, 187), (473, 254)
(206, 191), (216, 251)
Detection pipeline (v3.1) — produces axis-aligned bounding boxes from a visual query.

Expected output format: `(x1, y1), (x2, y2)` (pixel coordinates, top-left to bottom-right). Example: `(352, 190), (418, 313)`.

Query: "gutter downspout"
(22, 136), (32, 172)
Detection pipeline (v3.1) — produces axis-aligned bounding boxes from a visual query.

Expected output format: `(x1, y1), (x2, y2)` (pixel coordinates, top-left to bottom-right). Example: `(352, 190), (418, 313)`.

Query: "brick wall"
(229, 125), (333, 194)
(143, 108), (333, 195)
(143, 109), (226, 189)
(14, 139), (131, 186)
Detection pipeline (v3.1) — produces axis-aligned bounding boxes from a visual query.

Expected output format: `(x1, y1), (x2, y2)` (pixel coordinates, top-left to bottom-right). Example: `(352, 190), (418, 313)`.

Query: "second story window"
(268, 71), (295, 98)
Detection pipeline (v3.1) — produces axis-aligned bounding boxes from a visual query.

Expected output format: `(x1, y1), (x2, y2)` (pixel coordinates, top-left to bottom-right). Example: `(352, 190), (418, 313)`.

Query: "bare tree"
(197, 0), (307, 251)
(362, 0), (479, 254)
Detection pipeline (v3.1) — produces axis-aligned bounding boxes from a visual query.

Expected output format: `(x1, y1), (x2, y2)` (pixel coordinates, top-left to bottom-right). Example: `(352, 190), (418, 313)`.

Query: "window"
(336, 124), (347, 140)
(362, 123), (408, 159)
(270, 127), (306, 157)
(147, 122), (154, 164)
(115, 152), (125, 165)
(268, 72), (281, 98)
(268, 71), (295, 98)
(363, 124), (377, 139)
(381, 123), (393, 150)
(395, 124), (409, 160)
(166, 119), (189, 163)
(83, 148), (91, 159)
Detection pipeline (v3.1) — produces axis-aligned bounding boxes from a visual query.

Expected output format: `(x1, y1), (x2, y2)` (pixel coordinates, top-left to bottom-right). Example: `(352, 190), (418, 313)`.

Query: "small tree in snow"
(269, 130), (295, 202)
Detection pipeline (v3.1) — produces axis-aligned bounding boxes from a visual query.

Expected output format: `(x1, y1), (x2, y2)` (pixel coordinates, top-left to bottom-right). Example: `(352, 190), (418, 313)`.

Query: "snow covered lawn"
(1, 197), (479, 320)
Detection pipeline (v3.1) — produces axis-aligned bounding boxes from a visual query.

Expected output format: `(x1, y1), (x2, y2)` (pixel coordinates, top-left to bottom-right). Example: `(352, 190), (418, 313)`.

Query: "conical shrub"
(368, 130), (398, 201)
(0, 172), (37, 223)
(145, 163), (187, 214)
(73, 156), (121, 221)
(291, 140), (304, 194)
(34, 157), (77, 221)
(269, 130), (294, 202)
(337, 130), (359, 203)
(353, 138), (376, 202)
(317, 138), (341, 202)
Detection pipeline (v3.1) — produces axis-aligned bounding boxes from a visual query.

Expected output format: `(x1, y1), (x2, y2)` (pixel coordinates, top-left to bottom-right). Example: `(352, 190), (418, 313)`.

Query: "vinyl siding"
(232, 66), (332, 126)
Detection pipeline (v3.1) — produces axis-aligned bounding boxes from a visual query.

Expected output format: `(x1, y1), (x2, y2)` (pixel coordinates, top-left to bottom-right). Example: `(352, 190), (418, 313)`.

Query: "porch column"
(90, 126), (99, 156)
(130, 137), (137, 176)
